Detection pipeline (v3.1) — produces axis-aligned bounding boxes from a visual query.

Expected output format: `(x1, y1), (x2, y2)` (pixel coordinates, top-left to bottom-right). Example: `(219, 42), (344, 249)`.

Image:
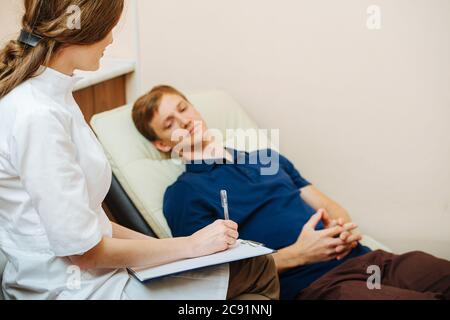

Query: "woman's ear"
(153, 140), (172, 153)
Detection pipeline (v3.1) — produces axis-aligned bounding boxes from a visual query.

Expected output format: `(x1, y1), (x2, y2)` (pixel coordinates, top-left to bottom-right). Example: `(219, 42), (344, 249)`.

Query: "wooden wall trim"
(73, 75), (127, 123)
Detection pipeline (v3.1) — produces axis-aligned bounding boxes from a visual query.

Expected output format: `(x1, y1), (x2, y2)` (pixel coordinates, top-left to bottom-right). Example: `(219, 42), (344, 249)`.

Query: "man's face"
(150, 94), (208, 153)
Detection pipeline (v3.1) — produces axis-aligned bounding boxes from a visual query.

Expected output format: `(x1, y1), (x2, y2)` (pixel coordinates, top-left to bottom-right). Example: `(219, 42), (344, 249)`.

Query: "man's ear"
(153, 140), (172, 153)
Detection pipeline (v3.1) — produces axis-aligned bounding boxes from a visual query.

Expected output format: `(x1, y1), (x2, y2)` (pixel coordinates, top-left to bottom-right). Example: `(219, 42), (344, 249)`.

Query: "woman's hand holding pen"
(188, 220), (239, 258)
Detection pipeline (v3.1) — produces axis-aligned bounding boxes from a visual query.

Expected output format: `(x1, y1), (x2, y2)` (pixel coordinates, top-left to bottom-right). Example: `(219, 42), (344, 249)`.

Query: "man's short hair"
(132, 85), (189, 142)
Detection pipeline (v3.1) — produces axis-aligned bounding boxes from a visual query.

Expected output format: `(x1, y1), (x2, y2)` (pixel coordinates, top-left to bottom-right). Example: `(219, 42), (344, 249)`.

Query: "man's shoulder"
(245, 149), (291, 169)
(165, 175), (187, 195)
(246, 148), (283, 158)
(163, 178), (188, 216)
(164, 172), (198, 199)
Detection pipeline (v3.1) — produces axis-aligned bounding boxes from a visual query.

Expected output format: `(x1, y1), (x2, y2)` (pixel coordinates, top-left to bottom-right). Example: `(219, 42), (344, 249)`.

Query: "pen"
(220, 190), (229, 220)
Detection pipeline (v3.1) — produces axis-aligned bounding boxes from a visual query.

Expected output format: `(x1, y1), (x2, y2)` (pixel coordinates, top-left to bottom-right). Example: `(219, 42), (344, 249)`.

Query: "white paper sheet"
(129, 240), (275, 282)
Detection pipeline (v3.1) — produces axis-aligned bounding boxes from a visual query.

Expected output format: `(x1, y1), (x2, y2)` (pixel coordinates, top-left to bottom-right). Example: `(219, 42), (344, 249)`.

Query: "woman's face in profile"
(61, 30), (114, 72)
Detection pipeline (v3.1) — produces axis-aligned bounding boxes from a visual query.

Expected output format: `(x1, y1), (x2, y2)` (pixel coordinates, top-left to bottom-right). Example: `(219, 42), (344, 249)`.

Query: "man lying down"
(132, 85), (450, 300)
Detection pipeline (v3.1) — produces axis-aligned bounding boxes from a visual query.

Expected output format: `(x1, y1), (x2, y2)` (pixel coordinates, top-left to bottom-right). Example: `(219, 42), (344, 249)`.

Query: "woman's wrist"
(185, 235), (199, 258)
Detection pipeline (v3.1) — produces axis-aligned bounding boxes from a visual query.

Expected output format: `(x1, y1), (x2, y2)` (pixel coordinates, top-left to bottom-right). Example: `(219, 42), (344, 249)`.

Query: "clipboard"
(128, 239), (276, 283)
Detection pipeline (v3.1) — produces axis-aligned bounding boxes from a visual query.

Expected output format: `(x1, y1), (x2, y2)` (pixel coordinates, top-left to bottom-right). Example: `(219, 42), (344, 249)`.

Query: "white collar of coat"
(30, 66), (83, 101)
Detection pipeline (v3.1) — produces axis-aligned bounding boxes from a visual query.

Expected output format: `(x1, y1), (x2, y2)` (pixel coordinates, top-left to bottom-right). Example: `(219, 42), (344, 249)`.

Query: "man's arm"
(272, 186), (363, 274)
(272, 210), (358, 273)
(299, 185), (362, 263)
(300, 185), (352, 225)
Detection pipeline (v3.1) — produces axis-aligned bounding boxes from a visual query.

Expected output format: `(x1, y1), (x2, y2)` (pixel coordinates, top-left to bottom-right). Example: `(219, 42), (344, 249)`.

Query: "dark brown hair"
(132, 85), (189, 142)
(0, 0), (124, 99)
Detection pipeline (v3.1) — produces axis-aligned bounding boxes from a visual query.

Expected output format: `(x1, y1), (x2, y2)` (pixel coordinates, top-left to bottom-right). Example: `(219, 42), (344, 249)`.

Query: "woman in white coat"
(0, 0), (279, 300)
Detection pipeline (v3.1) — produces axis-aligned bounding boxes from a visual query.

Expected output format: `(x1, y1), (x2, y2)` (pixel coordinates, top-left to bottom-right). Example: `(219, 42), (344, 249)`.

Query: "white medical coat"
(0, 67), (229, 300)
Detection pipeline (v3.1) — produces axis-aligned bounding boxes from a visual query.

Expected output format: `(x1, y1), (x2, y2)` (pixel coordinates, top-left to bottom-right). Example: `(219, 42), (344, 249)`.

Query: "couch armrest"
(360, 235), (393, 253)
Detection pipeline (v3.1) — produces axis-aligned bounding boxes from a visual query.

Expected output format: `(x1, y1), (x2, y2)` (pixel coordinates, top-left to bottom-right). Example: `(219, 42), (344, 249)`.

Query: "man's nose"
(179, 117), (191, 129)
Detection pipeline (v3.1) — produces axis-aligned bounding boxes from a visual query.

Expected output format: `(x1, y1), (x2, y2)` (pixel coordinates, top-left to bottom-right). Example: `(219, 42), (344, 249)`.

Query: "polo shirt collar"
(185, 148), (248, 173)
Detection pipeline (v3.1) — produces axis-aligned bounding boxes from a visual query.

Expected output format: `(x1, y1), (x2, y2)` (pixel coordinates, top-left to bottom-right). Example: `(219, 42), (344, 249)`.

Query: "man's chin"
(170, 141), (201, 158)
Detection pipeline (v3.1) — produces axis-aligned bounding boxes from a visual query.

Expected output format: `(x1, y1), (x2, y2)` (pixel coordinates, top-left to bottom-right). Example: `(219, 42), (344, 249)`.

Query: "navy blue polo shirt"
(163, 149), (371, 299)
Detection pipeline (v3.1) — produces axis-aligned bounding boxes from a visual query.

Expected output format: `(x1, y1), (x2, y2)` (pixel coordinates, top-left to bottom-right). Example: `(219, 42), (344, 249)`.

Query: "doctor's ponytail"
(0, 0), (124, 100)
(0, 38), (55, 100)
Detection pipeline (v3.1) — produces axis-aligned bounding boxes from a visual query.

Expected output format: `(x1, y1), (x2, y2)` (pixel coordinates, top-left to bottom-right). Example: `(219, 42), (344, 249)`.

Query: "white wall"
(0, 0), (22, 46)
(105, 0), (141, 102)
(105, 0), (138, 61)
(134, 0), (450, 259)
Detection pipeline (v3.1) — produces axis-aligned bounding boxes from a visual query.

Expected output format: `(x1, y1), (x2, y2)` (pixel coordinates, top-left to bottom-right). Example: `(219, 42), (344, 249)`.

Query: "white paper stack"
(129, 240), (275, 282)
